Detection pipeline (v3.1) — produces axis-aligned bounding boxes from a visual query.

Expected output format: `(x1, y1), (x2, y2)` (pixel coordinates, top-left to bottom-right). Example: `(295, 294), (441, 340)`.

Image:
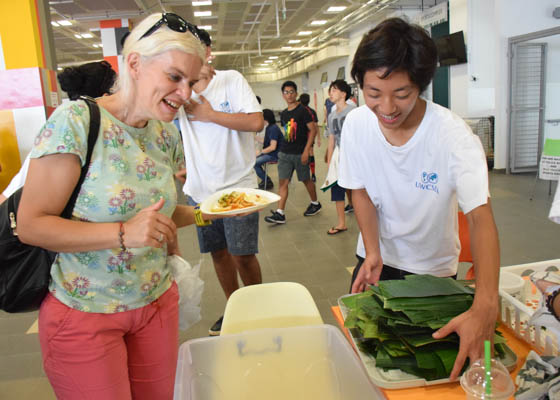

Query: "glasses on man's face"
(139, 13), (200, 41)
(283, 90), (296, 95)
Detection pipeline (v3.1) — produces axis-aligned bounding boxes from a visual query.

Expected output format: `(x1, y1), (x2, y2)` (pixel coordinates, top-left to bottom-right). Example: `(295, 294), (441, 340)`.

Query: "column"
(99, 19), (130, 74)
(0, 0), (59, 192)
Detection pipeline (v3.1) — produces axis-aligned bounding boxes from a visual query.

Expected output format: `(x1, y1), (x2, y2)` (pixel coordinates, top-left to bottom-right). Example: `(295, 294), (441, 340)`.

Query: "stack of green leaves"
(342, 274), (506, 381)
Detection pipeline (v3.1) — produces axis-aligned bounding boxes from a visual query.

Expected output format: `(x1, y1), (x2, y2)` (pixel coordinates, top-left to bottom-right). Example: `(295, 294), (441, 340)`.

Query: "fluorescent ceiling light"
(57, 67), (62, 71)
(326, 6), (346, 12)
(310, 20), (327, 25)
(58, 20), (72, 26)
(288, 39), (301, 44)
(264, 60), (273, 63)
(93, 44), (98, 48)
(268, 56), (278, 59)
(198, 25), (212, 30)
(298, 31), (312, 36)
(281, 46), (293, 49)
(192, 0), (212, 5)
(194, 11), (212, 17)
(98, 43), (103, 47)
(51, 21), (60, 27)
(74, 34), (82, 39)
(81, 33), (93, 38)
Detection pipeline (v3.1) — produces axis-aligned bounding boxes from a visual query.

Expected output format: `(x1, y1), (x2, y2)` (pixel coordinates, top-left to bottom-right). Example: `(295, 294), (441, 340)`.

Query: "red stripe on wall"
(33, 0), (47, 68)
(104, 55), (119, 74)
(49, 69), (57, 92)
(100, 20), (122, 29)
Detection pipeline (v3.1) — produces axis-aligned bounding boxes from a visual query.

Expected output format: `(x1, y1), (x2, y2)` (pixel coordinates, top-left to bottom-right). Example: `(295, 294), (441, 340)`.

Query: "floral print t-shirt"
(29, 100), (185, 313)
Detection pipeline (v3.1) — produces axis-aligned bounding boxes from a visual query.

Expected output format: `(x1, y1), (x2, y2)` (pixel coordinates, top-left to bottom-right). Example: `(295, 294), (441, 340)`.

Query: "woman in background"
(254, 108), (282, 189)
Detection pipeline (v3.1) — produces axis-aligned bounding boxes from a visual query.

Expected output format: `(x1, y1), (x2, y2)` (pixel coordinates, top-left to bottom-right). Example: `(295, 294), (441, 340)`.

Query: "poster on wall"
(539, 139), (560, 180)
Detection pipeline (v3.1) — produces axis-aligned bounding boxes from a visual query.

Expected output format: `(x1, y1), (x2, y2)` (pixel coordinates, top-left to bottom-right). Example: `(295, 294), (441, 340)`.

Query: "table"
(331, 306), (533, 400)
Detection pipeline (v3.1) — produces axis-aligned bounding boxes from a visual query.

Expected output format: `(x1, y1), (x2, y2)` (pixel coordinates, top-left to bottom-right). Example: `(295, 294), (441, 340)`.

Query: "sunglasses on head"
(139, 13), (200, 41)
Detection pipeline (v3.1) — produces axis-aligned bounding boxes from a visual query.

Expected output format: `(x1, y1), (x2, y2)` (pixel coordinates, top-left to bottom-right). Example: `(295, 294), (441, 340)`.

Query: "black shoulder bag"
(0, 98), (100, 313)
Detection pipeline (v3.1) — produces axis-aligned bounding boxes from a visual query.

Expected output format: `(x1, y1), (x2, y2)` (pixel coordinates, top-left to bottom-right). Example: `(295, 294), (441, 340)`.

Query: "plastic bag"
(168, 255), (204, 331)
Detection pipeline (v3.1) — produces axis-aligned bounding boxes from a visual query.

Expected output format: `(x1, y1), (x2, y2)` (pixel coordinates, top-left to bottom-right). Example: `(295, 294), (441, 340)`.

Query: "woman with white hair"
(17, 13), (208, 399)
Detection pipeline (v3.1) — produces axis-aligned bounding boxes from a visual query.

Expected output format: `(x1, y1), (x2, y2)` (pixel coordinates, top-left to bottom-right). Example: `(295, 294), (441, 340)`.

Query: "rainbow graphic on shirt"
(283, 118), (297, 142)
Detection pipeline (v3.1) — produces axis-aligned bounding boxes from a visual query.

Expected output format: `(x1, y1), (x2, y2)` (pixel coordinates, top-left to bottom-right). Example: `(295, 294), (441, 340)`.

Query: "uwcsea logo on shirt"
(415, 171), (439, 194)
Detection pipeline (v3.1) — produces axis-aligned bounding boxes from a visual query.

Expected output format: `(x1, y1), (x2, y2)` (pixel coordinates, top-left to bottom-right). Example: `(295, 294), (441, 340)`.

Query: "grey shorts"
(187, 196), (259, 255)
(277, 152), (311, 182)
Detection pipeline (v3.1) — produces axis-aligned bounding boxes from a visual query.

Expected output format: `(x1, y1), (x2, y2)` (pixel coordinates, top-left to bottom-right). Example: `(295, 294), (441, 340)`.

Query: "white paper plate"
(200, 188), (281, 216)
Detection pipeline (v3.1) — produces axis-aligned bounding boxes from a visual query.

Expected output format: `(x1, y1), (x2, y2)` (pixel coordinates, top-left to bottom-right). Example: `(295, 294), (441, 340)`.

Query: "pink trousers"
(39, 283), (179, 400)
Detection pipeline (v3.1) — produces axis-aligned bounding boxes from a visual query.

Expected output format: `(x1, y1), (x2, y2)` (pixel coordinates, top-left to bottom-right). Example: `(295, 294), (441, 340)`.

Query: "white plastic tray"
(338, 294), (518, 389)
(174, 324), (386, 400)
(498, 259), (560, 356)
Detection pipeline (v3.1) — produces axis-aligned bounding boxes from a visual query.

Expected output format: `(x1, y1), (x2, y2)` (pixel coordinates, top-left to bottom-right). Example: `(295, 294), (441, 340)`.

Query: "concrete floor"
(0, 160), (558, 399)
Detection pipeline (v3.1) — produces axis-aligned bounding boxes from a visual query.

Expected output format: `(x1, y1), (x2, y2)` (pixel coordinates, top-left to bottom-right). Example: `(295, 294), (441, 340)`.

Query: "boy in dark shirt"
(299, 93), (318, 182)
(264, 81), (321, 224)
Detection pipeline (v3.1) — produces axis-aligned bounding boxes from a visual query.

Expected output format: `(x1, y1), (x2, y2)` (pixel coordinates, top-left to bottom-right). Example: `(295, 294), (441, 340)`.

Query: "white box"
(174, 324), (385, 400)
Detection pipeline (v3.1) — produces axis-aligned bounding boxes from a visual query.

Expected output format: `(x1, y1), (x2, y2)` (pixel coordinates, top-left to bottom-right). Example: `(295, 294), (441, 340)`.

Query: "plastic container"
(499, 271), (525, 300)
(460, 358), (515, 400)
(498, 259), (560, 356)
(173, 324), (385, 400)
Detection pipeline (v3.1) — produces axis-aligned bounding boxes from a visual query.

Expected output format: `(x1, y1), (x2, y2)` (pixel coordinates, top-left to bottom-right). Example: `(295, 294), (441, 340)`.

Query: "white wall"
(492, 0), (560, 170)
(449, 0), (468, 117)
(250, 76), (303, 111)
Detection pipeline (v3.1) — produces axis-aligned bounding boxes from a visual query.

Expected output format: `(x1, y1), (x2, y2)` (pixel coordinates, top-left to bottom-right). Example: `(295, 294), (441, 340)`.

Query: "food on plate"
(211, 191), (267, 212)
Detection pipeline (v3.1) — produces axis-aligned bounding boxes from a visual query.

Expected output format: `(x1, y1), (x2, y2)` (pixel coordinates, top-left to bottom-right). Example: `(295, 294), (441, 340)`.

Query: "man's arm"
(185, 95), (264, 132)
(301, 121), (317, 165)
(326, 134), (335, 164)
(433, 200), (500, 380)
(351, 188), (384, 293)
(260, 140), (277, 155)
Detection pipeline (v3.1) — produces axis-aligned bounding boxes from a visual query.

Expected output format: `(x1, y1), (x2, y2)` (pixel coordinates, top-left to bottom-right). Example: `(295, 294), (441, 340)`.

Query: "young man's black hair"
(262, 109), (276, 125)
(197, 28), (212, 47)
(329, 79), (352, 101)
(281, 80), (297, 93)
(351, 17), (437, 93)
(299, 93), (310, 106)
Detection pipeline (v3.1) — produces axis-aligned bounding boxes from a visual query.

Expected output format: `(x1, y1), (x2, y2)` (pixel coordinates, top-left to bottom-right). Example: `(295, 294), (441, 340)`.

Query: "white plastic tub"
(173, 324), (385, 400)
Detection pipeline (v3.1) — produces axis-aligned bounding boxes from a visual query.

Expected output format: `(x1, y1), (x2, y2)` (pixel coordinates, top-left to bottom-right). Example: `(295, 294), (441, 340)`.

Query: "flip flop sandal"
(327, 227), (347, 235)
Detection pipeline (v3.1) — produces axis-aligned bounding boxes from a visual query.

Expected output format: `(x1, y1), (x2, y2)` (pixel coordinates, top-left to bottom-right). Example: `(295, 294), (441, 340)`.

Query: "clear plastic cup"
(460, 358), (515, 399)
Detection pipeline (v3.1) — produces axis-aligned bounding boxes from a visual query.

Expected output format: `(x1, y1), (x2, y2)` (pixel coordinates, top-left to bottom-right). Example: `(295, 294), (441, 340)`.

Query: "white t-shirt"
(339, 101), (489, 276)
(550, 182), (560, 224)
(2, 155), (30, 198)
(179, 70), (262, 203)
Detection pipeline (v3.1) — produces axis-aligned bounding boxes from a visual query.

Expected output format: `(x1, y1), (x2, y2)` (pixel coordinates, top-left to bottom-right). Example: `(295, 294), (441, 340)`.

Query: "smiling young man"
(338, 18), (500, 380)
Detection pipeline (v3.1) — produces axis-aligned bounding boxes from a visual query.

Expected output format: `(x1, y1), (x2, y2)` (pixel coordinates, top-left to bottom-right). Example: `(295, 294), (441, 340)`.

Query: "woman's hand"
(123, 198), (176, 248)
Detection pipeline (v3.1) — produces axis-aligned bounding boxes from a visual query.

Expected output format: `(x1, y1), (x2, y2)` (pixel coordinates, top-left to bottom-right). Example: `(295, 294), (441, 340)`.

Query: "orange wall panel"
(0, 110), (21, 192)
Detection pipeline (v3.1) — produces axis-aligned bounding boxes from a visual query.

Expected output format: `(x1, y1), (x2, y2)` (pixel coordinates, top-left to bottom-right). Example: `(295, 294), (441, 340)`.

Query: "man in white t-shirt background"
(178, 30), (264, 336)
(338, 18), (500, 380)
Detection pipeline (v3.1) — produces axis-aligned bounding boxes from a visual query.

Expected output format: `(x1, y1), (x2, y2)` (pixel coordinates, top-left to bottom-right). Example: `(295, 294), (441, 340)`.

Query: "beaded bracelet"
(194, 205), (212, 227)
(118, 222), (126, 251)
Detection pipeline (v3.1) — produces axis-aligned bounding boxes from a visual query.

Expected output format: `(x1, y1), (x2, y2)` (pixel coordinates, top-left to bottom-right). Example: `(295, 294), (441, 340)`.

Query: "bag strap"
(60, 97), (101, 219)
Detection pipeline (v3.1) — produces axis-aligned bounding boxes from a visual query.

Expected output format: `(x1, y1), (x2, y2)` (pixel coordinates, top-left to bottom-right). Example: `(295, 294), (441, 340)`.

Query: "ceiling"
(48, 0), (443, 73)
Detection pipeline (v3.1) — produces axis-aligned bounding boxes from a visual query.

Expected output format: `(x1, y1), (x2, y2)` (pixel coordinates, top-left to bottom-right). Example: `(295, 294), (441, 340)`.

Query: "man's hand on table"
(432, 303), (498, 380)
(351, 254), (383, 293)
